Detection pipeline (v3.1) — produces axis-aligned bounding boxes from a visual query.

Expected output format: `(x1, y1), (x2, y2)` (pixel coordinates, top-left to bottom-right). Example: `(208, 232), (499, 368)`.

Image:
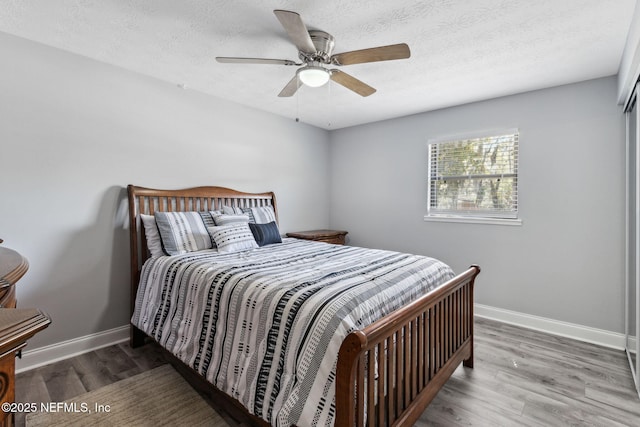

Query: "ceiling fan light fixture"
(297, 66), (330, 87)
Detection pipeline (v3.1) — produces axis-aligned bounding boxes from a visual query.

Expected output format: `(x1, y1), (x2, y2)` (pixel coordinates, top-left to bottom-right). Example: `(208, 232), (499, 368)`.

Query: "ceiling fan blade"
(278, 76), (302, 97)
(331, 43), (411, 66)
(273, 10), (316, 54)
(330, 70), (376, 97)
(216, 57), (300, 66)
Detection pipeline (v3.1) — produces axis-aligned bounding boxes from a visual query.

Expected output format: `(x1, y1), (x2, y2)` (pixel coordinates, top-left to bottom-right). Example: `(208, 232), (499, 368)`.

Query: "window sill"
(423, 215), (523, 226)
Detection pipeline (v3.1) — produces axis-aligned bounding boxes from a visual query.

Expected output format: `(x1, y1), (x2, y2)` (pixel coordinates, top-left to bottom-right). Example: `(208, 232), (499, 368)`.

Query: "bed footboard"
(336, 265), (479, 427)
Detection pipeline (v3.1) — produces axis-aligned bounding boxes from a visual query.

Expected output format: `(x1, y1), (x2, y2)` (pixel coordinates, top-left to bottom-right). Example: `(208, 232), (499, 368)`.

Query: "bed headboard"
(127, 185), (278, 317)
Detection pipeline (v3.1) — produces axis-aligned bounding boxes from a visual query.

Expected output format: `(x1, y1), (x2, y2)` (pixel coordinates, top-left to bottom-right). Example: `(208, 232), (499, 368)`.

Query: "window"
(427, 130), (519, 223)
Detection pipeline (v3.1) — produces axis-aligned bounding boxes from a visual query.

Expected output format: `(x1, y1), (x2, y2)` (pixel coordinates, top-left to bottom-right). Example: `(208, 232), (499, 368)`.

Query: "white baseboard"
(13, 305), (634, 374)
(16, 325), (129, 374)
(475, 303), (627, 350)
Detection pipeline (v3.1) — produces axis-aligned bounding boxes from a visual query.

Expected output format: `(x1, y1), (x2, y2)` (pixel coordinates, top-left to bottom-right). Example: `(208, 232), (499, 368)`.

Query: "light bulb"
(297, 66), (330, 88)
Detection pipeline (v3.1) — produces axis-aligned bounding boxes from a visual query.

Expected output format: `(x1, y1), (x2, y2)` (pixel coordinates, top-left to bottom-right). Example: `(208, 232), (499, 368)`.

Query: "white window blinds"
(428, 131), (519, 219)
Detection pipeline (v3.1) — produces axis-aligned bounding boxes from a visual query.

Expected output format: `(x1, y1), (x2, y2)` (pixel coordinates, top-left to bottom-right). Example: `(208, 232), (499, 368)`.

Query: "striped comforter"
(132, 238), (454, 426)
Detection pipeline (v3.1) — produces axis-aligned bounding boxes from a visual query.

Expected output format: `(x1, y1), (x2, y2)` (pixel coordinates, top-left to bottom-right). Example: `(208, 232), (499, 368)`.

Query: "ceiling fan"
(216, 10), (411, 97)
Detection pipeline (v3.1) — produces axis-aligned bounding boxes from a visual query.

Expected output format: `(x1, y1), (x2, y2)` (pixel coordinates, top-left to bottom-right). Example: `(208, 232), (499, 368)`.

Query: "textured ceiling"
(0, 0), (636, 129)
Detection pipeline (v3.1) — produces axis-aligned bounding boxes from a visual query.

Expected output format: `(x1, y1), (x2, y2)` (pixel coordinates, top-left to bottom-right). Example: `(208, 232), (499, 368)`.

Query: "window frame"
(425, 129), (522, 226)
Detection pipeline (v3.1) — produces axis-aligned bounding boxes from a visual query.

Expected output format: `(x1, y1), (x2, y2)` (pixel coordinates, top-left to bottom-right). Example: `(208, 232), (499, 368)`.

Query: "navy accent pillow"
(249, 221), (282, 247)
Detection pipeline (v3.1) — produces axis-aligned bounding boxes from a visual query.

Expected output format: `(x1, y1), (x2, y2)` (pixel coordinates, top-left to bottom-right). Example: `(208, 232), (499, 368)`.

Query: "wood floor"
(15, 318), (640, 426)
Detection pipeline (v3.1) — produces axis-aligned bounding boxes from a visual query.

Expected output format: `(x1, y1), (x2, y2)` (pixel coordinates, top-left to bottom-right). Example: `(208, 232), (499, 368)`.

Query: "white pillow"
(140, 214), (164, 258)
(207, 224), (258, 253)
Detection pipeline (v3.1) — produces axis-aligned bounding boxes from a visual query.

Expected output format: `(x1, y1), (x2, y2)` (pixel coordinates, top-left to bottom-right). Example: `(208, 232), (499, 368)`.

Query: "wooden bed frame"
(127, 184), (480, 427)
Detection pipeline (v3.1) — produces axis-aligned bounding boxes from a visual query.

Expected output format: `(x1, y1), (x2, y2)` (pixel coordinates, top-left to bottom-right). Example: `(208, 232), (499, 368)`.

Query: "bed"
(127, 185), (480, 427)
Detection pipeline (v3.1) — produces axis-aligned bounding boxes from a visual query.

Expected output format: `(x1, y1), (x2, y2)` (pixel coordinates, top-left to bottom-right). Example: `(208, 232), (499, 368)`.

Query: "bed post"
(336, 331), (366, 427)
(130, 325), (146, 348)
(127, 185), (145, 348)
(463, 264), (479, 368)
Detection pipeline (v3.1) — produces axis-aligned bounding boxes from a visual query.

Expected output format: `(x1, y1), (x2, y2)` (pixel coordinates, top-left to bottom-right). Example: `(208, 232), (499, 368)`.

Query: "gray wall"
(329, 76), (625, 333)
(0, 32), (331, 349)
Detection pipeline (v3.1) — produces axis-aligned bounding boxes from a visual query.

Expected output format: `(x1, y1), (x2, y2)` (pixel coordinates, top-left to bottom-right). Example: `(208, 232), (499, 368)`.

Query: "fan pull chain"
(295, 82), (300, 123)
(327, 78), (332, 128)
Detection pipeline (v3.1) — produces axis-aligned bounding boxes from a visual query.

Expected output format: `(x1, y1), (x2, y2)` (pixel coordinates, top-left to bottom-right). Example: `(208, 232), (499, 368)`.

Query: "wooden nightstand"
(286, 230), (348, 245)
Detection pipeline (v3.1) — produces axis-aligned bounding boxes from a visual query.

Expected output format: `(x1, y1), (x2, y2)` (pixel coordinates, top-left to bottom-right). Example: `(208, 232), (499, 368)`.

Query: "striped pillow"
(212, 213), (250, 226)
(249, 221), (282, 247)
(155, 211), (214, 255)
(222, 205), (244, 215)
(207, 224), (258, 253)
(241, 206), (276, 224)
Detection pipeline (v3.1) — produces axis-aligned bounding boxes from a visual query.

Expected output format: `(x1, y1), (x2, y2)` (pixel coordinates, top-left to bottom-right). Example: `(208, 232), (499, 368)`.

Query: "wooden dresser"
(0, 246), (27, 309)
(286, 229), (348, 245)
(0, 244), (51, 427)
